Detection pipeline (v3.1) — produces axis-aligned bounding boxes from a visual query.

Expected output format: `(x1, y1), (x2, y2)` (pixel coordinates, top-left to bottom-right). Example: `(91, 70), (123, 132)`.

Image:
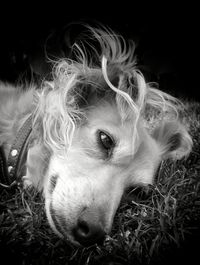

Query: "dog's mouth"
(49, 202), (66, 238)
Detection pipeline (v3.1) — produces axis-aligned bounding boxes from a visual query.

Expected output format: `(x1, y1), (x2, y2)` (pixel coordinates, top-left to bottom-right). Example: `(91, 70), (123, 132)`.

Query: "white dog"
(0, 25), (192, 246)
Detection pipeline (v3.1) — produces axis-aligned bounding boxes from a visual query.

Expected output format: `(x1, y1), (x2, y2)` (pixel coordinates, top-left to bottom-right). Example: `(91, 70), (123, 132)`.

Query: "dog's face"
(42, 101), (157, 245)
(42, 100), (160, 246)
(26, 98), (191, 247)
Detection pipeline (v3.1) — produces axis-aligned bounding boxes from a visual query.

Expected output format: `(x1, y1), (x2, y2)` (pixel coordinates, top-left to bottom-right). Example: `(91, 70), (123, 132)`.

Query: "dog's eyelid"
(98, 130), (116, 145)
(96, 129), (116, 158)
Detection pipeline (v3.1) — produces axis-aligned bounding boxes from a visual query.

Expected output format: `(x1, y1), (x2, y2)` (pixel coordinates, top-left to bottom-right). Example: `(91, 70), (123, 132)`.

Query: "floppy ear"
(152, 121), (193, 160)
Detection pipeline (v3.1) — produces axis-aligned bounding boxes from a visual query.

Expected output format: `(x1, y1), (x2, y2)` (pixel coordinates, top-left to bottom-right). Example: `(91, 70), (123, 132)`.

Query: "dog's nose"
(73, 209), (106, 246)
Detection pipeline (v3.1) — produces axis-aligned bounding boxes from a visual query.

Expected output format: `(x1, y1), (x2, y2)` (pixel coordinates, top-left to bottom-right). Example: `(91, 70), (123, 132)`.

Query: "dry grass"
(0, 102), (200, 265)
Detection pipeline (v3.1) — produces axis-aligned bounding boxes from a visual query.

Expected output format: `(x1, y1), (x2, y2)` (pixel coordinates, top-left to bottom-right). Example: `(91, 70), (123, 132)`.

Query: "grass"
(0, 102), (200, 265)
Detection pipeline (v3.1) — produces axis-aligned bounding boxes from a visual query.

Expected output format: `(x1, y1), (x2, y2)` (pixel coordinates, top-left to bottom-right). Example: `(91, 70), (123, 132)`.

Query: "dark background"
(0, 2), (199, 101)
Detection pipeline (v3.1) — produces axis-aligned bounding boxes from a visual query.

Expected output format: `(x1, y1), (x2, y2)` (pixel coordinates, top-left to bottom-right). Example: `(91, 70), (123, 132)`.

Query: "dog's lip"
(49, 202), (67, 237)
(49, 203), (82, 246)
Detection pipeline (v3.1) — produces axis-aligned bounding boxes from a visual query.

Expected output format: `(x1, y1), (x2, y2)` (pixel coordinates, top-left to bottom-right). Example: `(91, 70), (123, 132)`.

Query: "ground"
(0, 102), (200, 265)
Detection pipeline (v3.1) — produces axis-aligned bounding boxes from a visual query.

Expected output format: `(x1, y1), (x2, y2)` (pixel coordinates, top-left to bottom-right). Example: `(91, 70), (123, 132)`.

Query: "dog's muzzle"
(50, 203), (106, 247)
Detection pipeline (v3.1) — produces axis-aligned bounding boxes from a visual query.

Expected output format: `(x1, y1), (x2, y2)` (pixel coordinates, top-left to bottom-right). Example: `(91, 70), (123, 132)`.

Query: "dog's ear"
(24, 143), (50, 191)
(152, 121), (193, 160)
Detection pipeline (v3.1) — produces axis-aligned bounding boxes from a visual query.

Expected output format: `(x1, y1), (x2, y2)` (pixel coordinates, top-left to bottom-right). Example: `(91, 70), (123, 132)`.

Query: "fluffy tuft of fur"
(32, 25), (184, 155)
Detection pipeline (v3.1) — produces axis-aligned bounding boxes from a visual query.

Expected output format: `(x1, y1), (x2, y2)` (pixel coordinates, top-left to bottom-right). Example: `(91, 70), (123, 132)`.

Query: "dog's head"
(25, 26), (192, 246)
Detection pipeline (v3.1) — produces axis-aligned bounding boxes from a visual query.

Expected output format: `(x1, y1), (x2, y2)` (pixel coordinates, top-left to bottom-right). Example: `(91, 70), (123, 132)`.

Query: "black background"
(0, 2), (199, 101)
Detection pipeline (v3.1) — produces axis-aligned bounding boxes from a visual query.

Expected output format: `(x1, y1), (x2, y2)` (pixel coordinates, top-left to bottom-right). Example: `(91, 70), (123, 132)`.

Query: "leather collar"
(0, 114), (32, 188)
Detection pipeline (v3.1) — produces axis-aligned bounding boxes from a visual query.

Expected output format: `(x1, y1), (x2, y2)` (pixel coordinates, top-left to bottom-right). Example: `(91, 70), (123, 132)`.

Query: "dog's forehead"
(85, 101), (136, 140)
(86, 101), (128, 127)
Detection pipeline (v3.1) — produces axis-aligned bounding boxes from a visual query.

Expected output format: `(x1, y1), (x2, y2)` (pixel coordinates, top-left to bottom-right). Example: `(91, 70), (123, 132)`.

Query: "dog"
(0, 25), (193, 247)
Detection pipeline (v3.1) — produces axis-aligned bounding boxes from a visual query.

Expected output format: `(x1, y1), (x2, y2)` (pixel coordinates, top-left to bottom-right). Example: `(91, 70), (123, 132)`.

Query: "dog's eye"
(98, 131), (115, 155)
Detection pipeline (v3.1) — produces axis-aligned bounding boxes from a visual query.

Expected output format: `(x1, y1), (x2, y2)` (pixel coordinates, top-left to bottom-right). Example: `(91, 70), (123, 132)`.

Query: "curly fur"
(31, 26), (182, 155)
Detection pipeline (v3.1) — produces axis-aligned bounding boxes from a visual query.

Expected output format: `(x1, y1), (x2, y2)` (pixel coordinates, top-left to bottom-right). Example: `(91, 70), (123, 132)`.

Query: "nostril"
(77, 220), (90, 237)
(73, 218), (106, 246)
